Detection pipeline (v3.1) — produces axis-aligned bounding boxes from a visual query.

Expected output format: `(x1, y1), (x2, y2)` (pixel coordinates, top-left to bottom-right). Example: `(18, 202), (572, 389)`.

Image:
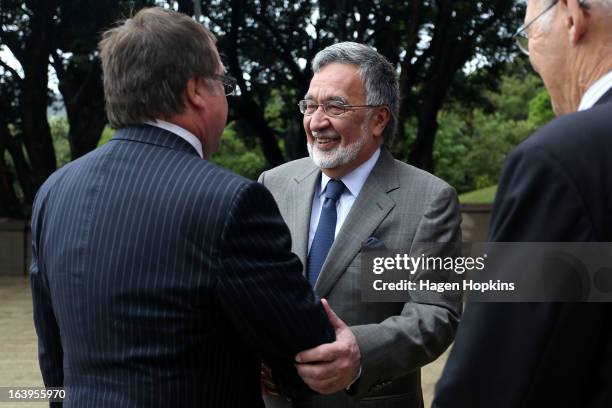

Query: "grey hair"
(537, 0), (611, 24)
(540, 0), (612, 5)
(312, 42), (400, 141)
(99, 7), (219, 128)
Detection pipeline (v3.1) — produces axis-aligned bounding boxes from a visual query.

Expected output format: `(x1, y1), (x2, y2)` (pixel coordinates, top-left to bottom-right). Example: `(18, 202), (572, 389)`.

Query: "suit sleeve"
(30, 188), (64, 403)
(350, 185), (463, 397)
(215, 181), (335, 398)
(433, 145), (589, 407)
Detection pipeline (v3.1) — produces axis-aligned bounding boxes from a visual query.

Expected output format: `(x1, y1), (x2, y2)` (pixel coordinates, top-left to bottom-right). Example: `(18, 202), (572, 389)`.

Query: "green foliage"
(211, 123), (267, 181)
(97, 126), (115, 147)
(56, 120), (267, 180)
(485, 73), (543, 121)
(433, 62), (554, 194)
(459, 185), (498, 204)
(49, 117), (71, 167)
(528, 90), (555, 127)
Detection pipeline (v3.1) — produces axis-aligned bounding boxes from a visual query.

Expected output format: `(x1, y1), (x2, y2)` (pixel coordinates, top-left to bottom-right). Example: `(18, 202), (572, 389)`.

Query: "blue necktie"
(307, 179), (345, 287)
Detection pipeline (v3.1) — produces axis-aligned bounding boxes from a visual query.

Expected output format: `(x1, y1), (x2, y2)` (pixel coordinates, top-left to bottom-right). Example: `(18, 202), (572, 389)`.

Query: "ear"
(184, 77), (208, 110)
(563, 0), (589, 46)
(370, 106), (391, 138)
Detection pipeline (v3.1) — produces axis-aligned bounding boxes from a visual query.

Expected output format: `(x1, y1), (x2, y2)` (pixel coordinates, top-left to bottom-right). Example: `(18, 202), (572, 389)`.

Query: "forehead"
(306, 63), (365, 102)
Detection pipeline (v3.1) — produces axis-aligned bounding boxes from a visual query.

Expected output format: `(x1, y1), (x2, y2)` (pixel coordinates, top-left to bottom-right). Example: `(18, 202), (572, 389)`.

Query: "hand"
(261, 363), (279, 396)
(294, 299), (361, 395)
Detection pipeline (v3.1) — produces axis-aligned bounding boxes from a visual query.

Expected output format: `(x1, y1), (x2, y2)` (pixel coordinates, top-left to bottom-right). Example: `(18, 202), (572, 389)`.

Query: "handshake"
(261, 300), (361, 397)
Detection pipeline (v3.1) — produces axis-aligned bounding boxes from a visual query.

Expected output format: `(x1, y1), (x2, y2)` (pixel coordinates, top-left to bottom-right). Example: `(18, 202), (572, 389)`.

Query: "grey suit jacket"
(259, 148), (462, 408)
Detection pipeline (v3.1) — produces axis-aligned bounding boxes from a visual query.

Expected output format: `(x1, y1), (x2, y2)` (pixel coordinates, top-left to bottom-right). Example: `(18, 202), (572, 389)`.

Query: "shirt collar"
(578, 71), (612, 111)
(319, 147), (381, 198)
(145, 119), (204, 158)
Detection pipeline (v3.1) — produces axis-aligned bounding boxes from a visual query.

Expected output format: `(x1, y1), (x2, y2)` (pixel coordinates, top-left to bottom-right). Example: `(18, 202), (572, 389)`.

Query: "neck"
(566, 14), (612, 112)
(160, 113), (213, 159)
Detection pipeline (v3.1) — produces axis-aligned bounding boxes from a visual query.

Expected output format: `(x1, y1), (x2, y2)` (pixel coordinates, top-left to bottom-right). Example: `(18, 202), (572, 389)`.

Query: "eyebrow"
(303, 94), (349, 104)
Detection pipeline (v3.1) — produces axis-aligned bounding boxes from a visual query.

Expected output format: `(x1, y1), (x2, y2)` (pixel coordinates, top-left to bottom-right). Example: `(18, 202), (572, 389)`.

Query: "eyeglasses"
(513, 0), (559, 55)
(298, 100), (384, 116)
(210, 74), (237, 96)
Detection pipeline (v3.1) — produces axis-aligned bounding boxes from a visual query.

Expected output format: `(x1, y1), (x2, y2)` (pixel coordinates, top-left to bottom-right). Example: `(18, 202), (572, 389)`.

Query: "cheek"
(304, 118), (313, 139)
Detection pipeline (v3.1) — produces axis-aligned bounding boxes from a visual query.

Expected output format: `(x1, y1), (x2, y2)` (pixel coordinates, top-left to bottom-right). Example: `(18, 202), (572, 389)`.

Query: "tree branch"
(50, 50), (65, 82)
(243, 3), (305, 85)
(0, 59), (23, 83)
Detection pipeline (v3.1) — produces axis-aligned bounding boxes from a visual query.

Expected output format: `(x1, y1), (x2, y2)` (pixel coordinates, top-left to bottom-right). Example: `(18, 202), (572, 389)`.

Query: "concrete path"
(0, 275), (448, 407)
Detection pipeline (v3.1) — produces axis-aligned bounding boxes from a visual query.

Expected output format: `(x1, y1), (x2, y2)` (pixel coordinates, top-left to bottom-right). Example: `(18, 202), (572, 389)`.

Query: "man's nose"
(308, 106), (331, 133)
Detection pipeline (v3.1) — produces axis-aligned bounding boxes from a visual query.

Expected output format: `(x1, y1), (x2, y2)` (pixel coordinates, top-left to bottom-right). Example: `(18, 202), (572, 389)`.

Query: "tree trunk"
(0, 151), (24, 218)
(58, 62), (108, 159)
(234, 94), (285, 167)
(409, 107), (439, 172)
(0, 122), (35, 205)
(20, 0), (58, 191)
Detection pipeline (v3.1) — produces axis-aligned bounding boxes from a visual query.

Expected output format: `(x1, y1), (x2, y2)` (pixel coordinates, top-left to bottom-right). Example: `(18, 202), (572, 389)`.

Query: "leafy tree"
(191, 0), (524, 170)
(211, 124), (269, 181)
(433, 62), (554, 194)
(0, 0), (156, 216)
(1, 0), (525, 217)
(528, 90), (555, 127)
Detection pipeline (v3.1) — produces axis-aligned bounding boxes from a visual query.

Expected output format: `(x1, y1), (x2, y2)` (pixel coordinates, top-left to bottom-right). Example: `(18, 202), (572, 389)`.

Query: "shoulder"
(514, 103), (612, 163)
(389, 155), (456, 199)
(259, 157), (317, 190)
(260, 157), (316, 182)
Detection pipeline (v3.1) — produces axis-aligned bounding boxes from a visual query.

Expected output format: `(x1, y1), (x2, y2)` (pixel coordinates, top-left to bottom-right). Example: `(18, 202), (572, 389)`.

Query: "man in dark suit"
(29, 8), (334, 407)
(434, 1), (612, 407)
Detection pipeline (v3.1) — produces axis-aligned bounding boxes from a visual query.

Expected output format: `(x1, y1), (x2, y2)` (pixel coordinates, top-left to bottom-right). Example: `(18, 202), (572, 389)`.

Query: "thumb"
(321, 298), (346, 330)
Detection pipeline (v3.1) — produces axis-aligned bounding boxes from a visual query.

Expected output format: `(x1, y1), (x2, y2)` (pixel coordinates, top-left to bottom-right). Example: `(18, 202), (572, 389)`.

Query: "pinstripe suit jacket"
(30, 125), (334, 407)
(259, 148), (462, 408)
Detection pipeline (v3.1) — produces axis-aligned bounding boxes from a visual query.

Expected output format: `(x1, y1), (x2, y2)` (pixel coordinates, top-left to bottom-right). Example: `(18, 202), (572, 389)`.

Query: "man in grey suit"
(259, 42), (462, 408)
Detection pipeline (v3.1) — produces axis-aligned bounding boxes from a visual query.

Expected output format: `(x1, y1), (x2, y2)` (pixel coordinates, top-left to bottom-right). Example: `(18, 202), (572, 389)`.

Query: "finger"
(320, 298), (345, 330)
(295, 342), (338, 363)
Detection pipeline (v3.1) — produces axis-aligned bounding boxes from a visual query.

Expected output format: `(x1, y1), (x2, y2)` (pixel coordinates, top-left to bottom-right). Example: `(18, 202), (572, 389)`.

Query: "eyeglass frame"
(513, 0), (588, 56)
(513, 0), (559, 55)
(210, 73), (237, 96)
(298, 99), (385, 116)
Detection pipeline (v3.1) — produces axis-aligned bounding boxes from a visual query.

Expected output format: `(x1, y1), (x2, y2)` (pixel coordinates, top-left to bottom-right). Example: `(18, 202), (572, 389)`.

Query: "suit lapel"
(289, 166), (320, 270)
(315, 148), (399, 297)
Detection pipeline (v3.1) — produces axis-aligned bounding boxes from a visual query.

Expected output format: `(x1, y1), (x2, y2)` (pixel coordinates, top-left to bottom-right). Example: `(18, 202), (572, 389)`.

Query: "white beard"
(307, 128), (368, 169)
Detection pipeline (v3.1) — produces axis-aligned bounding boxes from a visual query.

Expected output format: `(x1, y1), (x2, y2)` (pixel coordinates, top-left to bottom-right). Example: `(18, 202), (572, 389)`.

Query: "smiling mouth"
(313, 137), (340, 149)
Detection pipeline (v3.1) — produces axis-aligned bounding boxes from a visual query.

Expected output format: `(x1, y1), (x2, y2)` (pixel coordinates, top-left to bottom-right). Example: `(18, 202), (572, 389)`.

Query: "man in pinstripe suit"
(29, 8), (334, 407)
(260, 42), (462, 408)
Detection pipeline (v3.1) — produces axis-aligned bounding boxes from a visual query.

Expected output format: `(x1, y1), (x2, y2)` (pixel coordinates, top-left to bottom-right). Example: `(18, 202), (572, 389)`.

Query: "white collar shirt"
(146, 119), (204, 158)
(578, 70), (612, 111)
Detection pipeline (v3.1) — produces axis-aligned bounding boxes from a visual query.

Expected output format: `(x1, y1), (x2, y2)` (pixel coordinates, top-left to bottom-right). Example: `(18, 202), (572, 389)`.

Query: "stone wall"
(0, 219), (30, 276)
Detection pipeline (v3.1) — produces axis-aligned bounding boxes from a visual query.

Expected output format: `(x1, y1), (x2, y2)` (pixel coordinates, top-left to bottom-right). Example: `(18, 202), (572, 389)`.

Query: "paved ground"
(0, 276), (42, 408)
(0, 275), (448, 407)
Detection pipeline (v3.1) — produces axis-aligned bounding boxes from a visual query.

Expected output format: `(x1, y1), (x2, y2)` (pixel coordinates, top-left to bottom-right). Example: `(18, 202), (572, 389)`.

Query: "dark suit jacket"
(433, 91), (612, 407)
(30, 125), (334, 407)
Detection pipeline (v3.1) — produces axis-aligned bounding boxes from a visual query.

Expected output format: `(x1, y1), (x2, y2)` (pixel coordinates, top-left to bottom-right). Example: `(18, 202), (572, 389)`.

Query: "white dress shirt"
(308, 148), (381, 252)
(146, 119), (204, 158)
(578, 70), (612, 111)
